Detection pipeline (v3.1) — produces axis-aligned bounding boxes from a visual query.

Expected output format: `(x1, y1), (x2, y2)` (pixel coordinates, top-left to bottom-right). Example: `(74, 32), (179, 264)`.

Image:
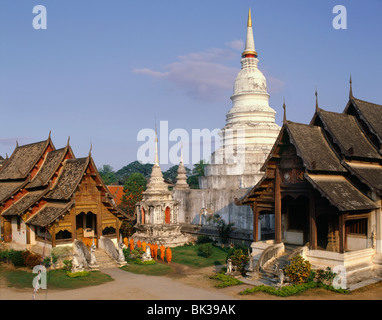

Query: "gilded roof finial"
(247, 8), (252, 27)
(88, 142), (92, 157)
(349, 74), (353, 99)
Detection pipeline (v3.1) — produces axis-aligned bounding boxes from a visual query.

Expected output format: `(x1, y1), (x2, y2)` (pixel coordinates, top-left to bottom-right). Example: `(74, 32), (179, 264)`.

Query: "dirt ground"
(1, 261), (382, 300)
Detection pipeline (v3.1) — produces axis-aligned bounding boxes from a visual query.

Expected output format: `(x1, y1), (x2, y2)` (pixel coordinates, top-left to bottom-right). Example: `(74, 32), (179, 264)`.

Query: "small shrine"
(133, 134), (190, 247)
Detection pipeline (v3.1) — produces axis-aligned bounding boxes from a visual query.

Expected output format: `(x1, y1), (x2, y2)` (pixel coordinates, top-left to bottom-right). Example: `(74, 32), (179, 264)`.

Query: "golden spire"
(242, 8), (257, 58)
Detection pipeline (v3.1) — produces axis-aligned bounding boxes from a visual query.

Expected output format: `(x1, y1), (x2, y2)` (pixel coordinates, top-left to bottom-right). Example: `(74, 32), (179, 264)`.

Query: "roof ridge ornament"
(315, 88), (319, 111)
(349, 74), (353, 99)
(283, 98), (287, 124)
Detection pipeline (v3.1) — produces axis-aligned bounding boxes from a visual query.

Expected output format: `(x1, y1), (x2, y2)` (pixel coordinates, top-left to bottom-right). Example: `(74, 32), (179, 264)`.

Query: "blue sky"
(1, 0), (381, 171)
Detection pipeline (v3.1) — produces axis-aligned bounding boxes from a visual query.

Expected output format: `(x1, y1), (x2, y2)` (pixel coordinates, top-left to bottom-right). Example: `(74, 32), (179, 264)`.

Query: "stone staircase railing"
(254, 243), (285, 273)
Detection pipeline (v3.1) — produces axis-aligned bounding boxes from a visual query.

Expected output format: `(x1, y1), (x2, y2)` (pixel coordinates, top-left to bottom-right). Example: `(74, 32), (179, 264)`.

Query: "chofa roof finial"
(283, 98), (287, 124)
(349, 74), (353, 99)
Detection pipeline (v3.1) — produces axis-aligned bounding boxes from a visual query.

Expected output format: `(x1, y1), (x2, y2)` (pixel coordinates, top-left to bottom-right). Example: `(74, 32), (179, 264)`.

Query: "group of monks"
(124, 237), (172, 264)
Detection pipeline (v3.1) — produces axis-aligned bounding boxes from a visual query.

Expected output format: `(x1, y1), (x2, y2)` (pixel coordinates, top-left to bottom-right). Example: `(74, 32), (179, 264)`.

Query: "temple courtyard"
(1, 260), (381, 300)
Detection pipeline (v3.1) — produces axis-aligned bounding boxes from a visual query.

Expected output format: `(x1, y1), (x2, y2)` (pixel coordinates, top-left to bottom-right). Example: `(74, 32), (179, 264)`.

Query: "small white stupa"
(133, 134), (190, 247)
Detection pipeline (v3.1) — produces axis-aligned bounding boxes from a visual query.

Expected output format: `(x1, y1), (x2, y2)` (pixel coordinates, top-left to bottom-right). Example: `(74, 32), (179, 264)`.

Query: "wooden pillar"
(309, 187), (317, 250)
(253, 202), (258, 242)
(71, 210), (77, 242)
(51, 225), (56, 248)
(97, 209), (102, 247)
(339, 213), (347, 253)
(275, 167), (282, 244)
(3, 218), (12, 242)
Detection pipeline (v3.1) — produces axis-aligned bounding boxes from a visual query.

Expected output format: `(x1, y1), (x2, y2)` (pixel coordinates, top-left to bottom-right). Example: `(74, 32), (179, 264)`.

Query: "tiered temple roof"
(238, 91), (382, 213)
(0, 136), (128, 231)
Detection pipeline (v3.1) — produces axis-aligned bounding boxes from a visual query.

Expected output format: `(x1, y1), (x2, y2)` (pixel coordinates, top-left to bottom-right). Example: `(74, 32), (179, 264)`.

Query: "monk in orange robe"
(129, 238), (134, 251)
(142, 241), (147, 252)
(123, 237), (129, 247)
(166, 247), (172, 264)
(153, 243), (159, 260)
(160, 245), (165, 261)
(137, 240), (142, 249)
(151, 243), (155, 258)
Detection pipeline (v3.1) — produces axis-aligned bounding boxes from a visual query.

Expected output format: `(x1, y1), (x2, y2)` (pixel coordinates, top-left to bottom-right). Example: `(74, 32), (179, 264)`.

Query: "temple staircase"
(93, 249), (120, 269)
(255, 244), (304, 284)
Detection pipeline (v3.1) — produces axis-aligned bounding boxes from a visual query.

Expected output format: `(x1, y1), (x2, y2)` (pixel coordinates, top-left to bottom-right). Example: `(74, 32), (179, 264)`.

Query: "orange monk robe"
(129, 238), (134, 247)
(166, 247), (172, 264)
(160, 245), (165, 261)
(142, 241), (147, 252)
(129, 242), (134, 251)
(123, 237), (129, 247)
(151, 243), (156, 258)
(153, 243), (159, 259)
(137, 240), (142, 248)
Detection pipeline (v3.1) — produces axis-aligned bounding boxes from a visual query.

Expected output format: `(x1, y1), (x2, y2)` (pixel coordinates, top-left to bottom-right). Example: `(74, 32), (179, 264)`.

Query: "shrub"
(239, 282), (349, 297)
(315, 267), (336, 285)
(198, 243), (213, 258)
(196, 235), (215, 245)
(8, 250), (25, 267)
(207, 214), (234, 244)
(228, 248), (249, 276)
(210, 273), (243, 288)
(22, 251), (42, 269)
(66, 270), (90, 278)
(284, 255), (312, 285)
(63, 259), (72, 271)
(133, 258), (156, 265)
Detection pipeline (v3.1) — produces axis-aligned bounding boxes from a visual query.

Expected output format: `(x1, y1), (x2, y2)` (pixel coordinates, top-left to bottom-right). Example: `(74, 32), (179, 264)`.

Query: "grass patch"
(239, 282), (350, 297)
(209, 273), (243, 288)
(172, 245), (229, 268)
(0, 266), (113, 290)
(120, 261), (172, 276)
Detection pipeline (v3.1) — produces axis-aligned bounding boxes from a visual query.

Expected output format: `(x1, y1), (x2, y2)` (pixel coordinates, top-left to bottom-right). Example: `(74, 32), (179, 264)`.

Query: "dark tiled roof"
(45, 157), (89, 200)
(26, 148), (67, 189)
(0, 140), (50, 180)
(344, 162), (382, 195)
(26, 203), (73, 227)
(317, 109), (381, 160)
(0, 181), (26, 203)
(306, 174), (378, 211)
(286, 121), (346, 172)
(1, 190), (46, 216)
(353, 98), (382, 143)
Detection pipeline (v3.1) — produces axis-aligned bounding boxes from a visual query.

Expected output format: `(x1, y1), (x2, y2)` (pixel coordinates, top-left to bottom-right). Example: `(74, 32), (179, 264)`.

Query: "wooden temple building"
(0, 135), (128, 251)
(237, 83), (382, 281)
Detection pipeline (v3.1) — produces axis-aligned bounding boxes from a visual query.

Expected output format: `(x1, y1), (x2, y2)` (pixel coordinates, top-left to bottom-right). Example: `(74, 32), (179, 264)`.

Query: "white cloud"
(133, 41), (284, 101)
(225, 39), (244, 51)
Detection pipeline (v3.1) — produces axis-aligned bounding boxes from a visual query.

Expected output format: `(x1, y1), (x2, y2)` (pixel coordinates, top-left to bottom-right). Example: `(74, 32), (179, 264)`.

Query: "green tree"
(116, 161), (153, 184)
(186, 160), (207, 189)
(98, 164), (117, 185)
(119, 172), (147, 218)
(192, 160), (206, 176)
(163, 165), (191, 183)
